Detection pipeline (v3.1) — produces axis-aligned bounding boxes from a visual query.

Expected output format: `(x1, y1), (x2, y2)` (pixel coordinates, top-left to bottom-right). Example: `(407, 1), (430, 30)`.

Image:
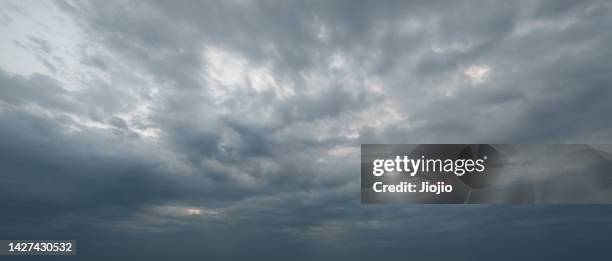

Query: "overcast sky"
(2, 0), (612, 260)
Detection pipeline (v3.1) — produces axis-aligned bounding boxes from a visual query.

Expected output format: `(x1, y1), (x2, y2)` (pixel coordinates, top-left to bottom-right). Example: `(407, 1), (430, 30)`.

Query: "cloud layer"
(2, 0), (612, 260)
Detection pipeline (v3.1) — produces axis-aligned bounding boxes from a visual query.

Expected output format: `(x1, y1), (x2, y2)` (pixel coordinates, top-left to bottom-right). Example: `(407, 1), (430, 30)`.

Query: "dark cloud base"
(2, 0), (612, 260)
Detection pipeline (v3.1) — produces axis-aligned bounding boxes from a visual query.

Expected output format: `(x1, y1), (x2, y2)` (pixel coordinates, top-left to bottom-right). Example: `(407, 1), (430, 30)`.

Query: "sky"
(1, 0), (612, 260)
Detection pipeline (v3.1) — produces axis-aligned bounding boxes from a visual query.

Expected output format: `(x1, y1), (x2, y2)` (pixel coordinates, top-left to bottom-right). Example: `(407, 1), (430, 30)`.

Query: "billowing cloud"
(1, 0), (612, 260)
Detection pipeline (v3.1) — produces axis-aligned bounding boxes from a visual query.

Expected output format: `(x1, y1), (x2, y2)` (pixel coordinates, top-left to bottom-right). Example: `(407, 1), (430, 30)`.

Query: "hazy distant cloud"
(2, 0), (612, 260)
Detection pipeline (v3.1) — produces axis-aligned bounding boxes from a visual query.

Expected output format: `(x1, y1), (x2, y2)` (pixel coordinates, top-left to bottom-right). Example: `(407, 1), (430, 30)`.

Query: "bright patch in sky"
(463, 65), (491, 84)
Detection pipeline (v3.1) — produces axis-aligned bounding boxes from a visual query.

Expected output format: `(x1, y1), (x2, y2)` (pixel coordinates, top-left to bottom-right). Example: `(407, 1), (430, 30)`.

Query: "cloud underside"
(1, 0), (612, 260)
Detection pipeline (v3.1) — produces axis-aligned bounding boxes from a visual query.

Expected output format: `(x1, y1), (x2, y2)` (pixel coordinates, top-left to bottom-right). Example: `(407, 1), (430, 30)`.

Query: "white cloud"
(463, 64), (491, 85)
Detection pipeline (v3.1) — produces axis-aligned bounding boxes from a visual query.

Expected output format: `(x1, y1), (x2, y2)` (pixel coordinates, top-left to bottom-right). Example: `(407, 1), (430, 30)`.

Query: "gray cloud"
(2, 0), (612, 260)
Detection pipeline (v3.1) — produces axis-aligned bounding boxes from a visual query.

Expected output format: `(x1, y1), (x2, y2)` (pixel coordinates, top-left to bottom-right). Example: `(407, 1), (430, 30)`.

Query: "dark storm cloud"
(2, 0), (612, 260)
(0, 72), (194, 215)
